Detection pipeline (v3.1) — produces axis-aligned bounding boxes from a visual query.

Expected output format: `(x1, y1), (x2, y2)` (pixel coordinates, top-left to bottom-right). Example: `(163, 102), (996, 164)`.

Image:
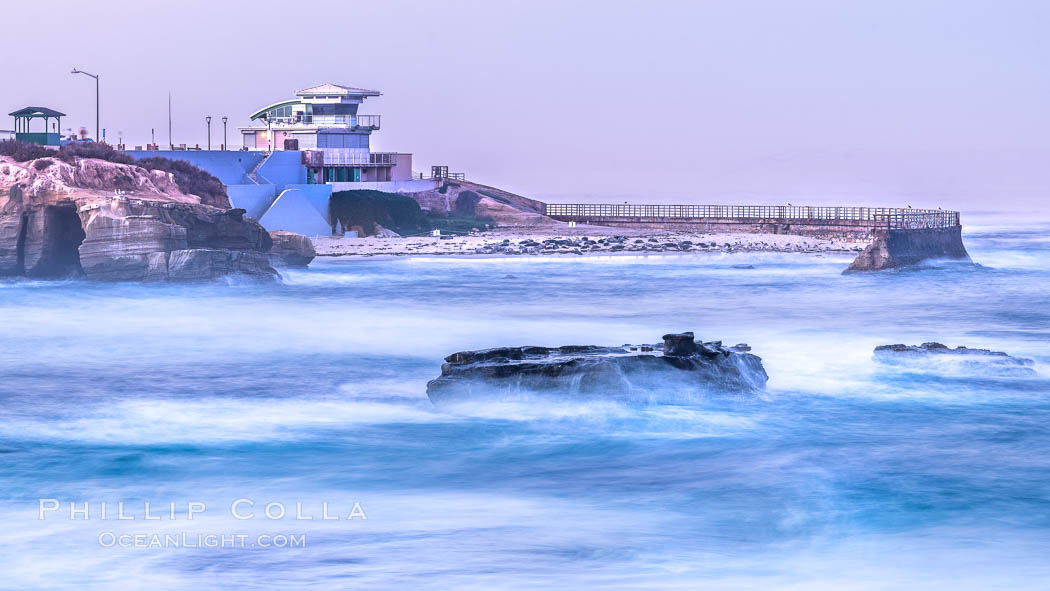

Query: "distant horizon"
(3, 0), (1048, 209)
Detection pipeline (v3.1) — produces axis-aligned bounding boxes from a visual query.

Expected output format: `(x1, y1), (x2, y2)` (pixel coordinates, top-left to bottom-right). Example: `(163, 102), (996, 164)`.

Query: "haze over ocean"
(3, 0), (1049, 207)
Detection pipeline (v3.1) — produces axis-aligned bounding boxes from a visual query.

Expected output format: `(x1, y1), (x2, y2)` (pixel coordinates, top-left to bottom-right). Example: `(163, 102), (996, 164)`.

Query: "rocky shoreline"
(1, 150), (314, 282)
(314, 227), (866, 258)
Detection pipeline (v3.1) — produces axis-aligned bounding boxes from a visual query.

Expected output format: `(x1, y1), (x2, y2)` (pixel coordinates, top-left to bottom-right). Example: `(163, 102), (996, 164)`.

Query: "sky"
(2, 0), (1048, 209)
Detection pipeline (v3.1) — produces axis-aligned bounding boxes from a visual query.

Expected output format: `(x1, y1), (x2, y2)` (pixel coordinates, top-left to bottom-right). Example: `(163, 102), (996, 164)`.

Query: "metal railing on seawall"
(542, 204), (960, 229)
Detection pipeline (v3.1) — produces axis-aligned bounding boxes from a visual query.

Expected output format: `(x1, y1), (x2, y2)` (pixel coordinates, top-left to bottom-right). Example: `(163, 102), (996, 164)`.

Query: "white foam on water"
(0, 397), (444, 444)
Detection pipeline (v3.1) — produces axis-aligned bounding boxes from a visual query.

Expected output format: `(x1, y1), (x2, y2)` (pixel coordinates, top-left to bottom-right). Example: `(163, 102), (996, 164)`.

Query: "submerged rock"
(426, 331), (768, 403)
(874, 342), (1036, 376)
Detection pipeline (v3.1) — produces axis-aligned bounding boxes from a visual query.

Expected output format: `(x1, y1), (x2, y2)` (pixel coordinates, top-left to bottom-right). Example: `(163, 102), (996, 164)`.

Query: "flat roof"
(295, 83), (380, 97)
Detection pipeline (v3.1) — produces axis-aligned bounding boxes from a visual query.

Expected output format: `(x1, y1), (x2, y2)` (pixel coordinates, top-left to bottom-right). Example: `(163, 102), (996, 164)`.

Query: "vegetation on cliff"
(329, 189), (492, 236)
(0, 140), (227, 208)
(329, 190), (431, 237)
(136, 156), (227, 208)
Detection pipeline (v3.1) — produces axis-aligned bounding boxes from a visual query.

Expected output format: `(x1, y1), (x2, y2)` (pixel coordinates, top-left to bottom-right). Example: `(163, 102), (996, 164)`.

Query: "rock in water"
(268, 230), (316, 267)
(874, 342), (1036, 376)
(426, 332), (768, 403)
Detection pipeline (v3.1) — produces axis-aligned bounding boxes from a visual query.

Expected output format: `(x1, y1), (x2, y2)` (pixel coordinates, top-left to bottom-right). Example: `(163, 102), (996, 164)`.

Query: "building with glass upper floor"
(239, 83), (411, 184)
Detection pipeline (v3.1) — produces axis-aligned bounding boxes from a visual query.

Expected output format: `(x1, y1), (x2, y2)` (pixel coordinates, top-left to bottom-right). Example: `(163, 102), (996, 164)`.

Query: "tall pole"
(168, 92), (173, 149)
(222, 116), (228, 151)
(71, 68), (100, 143)
(206, 116), (212, 150)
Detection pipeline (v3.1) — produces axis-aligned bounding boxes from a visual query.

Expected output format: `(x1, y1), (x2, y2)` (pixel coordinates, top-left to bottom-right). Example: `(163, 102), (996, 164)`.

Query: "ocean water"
(1, 215), (1049, 590)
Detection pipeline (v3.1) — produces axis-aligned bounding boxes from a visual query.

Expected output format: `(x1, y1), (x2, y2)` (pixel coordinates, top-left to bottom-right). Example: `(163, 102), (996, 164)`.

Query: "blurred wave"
(1, 211), (1049, 589)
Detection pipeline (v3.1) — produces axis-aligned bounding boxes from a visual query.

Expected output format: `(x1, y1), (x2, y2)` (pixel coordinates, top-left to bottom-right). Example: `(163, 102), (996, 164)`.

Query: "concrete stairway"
(248, 153), (270, 184)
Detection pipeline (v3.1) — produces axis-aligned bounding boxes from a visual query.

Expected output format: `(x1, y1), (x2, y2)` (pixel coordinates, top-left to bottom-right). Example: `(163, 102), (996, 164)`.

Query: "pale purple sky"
(3, 0), (1048, 208)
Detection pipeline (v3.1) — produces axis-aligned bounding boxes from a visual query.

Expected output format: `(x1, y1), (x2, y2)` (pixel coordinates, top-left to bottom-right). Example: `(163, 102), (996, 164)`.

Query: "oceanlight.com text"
(98, 532), (307, 549)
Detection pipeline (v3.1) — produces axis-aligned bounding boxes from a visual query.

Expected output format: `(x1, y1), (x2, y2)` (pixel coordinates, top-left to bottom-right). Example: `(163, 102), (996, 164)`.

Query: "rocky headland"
(426, 331), (768, 403)
(0, 144), (290, 281)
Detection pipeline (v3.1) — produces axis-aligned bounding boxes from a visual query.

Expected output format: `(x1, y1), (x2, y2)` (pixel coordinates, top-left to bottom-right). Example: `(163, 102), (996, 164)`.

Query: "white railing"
(322, 148), (371, 165)
(262, 114), (381, 129)
(543, 204), (961, 229)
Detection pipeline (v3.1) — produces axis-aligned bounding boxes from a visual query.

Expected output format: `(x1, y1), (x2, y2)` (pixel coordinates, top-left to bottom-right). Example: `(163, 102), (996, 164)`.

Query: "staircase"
(247, 153), (270, 184)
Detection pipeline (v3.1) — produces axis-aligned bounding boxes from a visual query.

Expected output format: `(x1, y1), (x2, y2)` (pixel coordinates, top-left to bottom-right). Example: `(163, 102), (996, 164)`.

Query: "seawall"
(549, 216), (878, 241)
(845, 226), (970, 272)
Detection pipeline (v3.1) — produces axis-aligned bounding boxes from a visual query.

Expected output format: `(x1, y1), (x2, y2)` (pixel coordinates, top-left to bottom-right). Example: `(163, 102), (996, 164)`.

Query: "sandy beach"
(312, 224), (868, 257)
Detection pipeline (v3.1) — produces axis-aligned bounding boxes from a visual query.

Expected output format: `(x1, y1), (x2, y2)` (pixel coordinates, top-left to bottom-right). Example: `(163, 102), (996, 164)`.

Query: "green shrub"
(137, 156), (228, 208)
(33, 158), (53, 171)
(0, 140), (54, 162)
(57, 142), (137, 166)
(330, 190), (430, 236)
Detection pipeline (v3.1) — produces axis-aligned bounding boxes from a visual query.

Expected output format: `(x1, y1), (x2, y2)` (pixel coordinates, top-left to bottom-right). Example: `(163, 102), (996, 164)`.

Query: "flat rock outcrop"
(1, 155), (276, 282)
(268, 230), (316, 267)
(426, 331), (768, 403)
(874, 342), (1036, 376)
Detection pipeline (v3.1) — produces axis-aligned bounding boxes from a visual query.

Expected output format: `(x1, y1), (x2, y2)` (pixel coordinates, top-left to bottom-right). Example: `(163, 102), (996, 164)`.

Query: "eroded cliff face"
(268, 230), (316, 267)
(76, 198), (274, 281)
(0, 156), (276, 282)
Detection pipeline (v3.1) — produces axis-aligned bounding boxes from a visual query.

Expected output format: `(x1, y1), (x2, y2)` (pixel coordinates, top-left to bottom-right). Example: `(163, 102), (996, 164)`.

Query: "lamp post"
(221, 116), (228, 151)
(206, 116), (212, 150)
(71, 68), (99, 143)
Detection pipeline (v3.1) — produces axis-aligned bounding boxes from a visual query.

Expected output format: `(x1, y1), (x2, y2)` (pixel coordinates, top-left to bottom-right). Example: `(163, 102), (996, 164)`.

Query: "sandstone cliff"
(268, 230), (316, 267)
(0, 155), (277, 281)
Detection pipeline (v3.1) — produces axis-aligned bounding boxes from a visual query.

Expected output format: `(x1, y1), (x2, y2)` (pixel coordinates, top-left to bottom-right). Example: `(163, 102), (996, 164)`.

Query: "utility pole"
(222, 116), (228, 151)
(206, 116), (212, 150)
(70, 68), (99, 143)
(168, 92), (173, 149)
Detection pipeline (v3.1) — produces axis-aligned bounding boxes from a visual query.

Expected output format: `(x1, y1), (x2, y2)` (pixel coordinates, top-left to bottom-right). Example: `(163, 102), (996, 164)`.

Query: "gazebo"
(9, 106), (66, 146)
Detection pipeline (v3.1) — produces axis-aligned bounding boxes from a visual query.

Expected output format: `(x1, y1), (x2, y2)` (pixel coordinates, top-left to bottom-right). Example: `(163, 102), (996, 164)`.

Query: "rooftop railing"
(257, 114), (381, 129)
(542, 204), (960, 229)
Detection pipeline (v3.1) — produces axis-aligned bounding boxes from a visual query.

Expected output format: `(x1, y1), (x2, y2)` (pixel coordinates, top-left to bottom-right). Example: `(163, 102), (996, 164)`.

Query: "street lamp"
(71, 68), (99, 143)
(206, 116), (212, 150)
(221, 116), (228, 151)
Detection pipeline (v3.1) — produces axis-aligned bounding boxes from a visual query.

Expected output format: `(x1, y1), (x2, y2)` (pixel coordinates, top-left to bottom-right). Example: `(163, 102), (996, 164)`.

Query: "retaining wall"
(846, 226), (970, 272)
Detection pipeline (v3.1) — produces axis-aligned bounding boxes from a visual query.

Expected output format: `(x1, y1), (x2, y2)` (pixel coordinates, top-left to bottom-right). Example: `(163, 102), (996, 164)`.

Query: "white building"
(239, 83), (412, 184)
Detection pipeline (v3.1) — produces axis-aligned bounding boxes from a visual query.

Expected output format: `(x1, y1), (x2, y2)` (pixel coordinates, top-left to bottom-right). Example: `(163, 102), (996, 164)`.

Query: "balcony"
(315, 150), (403, 166)
(262, 114), (381, 130)
(369, 152), (400, 165)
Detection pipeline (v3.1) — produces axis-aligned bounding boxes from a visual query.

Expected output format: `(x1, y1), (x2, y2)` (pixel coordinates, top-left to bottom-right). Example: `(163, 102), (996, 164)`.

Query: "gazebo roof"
(9, 106), (66, 118)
